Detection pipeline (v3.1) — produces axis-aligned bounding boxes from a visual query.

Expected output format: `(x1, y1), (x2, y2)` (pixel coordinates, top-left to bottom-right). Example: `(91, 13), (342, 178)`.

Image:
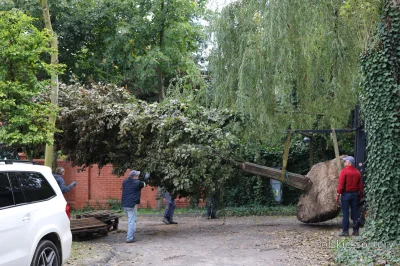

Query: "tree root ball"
(297, 157), (344, 223)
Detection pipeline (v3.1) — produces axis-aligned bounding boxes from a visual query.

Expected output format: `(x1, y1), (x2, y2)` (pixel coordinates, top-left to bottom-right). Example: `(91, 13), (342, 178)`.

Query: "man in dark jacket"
(337, 156), (363, 236)
(121, 170), (150, 243)
(54, 167), (76, 194)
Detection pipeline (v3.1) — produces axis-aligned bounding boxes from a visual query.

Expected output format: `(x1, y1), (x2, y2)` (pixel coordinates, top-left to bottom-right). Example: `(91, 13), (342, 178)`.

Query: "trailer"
(70, 210), (121, 240)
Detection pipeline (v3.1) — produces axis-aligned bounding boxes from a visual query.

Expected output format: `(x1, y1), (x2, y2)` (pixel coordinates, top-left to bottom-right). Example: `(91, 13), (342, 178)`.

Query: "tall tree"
(41, 0), (59, 168)
(1, 0), (207, 102)
(0, 11), (59, 159)
(130, 0), (207, 101)
(207, 0), (381, 144)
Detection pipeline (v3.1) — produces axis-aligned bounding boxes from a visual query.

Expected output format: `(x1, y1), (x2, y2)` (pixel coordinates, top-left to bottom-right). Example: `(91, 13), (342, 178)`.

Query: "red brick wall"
(34, 159), (203, 210)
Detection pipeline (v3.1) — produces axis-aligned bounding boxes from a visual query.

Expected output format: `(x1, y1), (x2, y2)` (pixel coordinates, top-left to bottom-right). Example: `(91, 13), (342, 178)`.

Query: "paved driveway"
(68, 215), (343, 265)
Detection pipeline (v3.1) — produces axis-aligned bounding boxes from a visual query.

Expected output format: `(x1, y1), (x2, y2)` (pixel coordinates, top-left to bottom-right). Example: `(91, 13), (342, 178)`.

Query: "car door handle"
(23, 214), (31, 221)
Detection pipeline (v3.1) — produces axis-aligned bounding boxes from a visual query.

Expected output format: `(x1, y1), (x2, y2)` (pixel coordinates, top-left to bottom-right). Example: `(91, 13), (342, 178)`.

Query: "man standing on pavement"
(53, 167), (77, 194)
(337, 156), (363, 236)
(163, 191), (178, 225)
(121, 170), (150, 243)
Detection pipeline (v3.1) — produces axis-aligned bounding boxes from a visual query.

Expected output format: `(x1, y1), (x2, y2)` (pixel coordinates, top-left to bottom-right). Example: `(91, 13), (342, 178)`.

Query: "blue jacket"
(121, 174), (150, 208)
(54, 174), (74, 194)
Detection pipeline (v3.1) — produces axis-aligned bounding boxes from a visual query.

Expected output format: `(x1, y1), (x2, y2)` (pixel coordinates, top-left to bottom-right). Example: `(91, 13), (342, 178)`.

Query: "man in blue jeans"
(121, 170), (150, 243)
(337, 156), (363, 236)
(163, 191), (178, 224)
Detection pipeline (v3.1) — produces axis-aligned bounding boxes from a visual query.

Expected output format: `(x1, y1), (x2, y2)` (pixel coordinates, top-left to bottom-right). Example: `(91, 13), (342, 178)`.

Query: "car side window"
(8, 174), (26, 204)
(9, 172), (56, 203)
(0, 172), (14, 208)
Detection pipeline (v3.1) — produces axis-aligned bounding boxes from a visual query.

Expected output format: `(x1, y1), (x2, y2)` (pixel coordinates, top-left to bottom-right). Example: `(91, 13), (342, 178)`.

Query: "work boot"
(338, 231), (349, 237)
(162, 217), (170, 225)
(168, 219), (178, 224)
(352, 230), (359, 236)
(126, 238), (135, 243)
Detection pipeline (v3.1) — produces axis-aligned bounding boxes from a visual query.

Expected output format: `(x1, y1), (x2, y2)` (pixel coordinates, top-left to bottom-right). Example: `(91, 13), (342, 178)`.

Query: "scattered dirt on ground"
(68, 214), (352, 266)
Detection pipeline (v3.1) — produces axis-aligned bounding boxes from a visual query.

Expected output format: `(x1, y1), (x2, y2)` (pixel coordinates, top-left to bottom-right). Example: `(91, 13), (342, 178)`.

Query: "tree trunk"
(157, 0), (166, 102)
(157, 69), (164, 102)
(41, 0), (59, 167)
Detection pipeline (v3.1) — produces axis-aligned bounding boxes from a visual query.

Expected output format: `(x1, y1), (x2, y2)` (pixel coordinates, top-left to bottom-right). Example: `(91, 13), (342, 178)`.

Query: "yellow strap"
(281, 131), (291, 182)
(332, 128), (341, 176)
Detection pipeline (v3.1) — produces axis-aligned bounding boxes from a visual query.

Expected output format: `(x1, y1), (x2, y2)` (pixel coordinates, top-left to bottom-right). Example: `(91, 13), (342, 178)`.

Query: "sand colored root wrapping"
(297, 157), (344, 223)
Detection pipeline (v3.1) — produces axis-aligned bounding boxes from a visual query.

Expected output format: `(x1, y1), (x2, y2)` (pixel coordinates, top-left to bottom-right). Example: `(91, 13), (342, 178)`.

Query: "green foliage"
(2, 0), (207, 101)
(206, 0), (379, 144)
(360, 0), (400, 242)
(57, 83), (241, 199)
(335, 237), (400, 265)
(0, 11), (59, 147)
(108, 198), (123, 211)
(340, 0), (383, 50)
(224, 173), (275, 207)
(221, 205), (297, 217)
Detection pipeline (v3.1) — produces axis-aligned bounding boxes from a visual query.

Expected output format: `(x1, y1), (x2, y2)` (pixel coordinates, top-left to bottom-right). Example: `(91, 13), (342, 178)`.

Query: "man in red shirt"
(337, 156), (363, 236)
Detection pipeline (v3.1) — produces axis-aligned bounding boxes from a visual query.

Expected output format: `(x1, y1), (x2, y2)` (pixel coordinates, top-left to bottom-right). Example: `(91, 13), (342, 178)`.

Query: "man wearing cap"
(337, 156), (363, 236)
(121, 170), (150, 243)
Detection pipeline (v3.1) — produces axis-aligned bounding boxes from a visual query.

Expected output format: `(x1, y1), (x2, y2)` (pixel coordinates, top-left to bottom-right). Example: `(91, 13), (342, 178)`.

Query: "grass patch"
(221, 205), (297, 217)
(71, 204), (297, 217)
(334, 237), (400, 265)
(137, 205), (297, 217)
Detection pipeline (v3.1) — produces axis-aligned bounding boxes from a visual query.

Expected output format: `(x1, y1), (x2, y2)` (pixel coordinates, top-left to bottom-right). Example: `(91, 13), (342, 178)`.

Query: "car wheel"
(30, 240), (60, 266)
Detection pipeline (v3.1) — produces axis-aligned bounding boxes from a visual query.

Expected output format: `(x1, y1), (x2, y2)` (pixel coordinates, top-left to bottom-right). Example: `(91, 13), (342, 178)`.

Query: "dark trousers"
(206, 197), (217, 218)
(164, 192), (175, 220)
(341, 192), (360, 232)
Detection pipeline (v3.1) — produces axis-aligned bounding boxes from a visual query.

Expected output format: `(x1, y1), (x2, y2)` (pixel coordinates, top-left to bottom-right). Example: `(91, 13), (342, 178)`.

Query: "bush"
(108, 198), (123, 211)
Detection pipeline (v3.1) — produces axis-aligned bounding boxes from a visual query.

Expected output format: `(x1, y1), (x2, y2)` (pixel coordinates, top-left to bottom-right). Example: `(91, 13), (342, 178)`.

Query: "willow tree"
(207, 0), (381, 144)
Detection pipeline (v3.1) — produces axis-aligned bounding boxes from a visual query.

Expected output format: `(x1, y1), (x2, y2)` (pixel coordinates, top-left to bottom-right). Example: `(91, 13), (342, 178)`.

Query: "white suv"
(0, 161), (72, 266)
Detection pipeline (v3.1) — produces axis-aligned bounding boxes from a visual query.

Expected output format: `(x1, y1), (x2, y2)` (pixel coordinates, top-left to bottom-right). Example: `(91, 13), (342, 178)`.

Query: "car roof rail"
(0, 160), (40, 165)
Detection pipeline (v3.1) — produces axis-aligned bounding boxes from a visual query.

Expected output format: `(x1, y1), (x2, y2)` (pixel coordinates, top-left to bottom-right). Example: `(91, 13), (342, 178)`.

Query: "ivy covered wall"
(361, 0), (400, 241)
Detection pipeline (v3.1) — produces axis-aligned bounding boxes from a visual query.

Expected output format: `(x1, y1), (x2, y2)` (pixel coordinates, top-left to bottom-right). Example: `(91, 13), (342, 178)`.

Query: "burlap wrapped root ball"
(297, 157), (346, 223)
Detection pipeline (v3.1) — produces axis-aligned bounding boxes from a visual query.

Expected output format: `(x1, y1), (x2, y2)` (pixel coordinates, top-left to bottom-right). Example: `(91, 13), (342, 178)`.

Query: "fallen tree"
(57, 83), (241, 198)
